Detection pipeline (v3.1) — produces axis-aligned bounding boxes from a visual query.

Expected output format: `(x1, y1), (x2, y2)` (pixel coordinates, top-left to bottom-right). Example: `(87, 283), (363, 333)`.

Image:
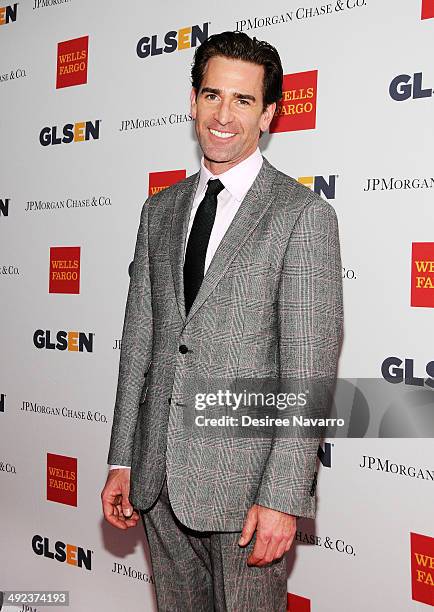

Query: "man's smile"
(209, 128), (237, 140)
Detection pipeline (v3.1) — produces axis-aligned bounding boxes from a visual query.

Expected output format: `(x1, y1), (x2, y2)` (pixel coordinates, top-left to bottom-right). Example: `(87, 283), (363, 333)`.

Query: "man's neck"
(203, 147), (259, 176)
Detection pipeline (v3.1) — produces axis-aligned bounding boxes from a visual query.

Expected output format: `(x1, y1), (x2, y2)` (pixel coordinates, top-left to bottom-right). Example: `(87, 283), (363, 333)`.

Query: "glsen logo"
(389, 72), (433, 101)
(411, 532), (434, 605)
(270, 70), (317, 133)
(411, 242), (434, 308)
(318, 441), (332, 468)
(381, 357), (434, 388)
(47, 453), (77, 507)
(287, 593), (311, 611)
(0, 198), (9, 217)
(137, 22), (209, 59)
(148, 170), (186, 196)
(49, 246), (80, 294)
(0, 3), (17, 25)
(32, 535), (92, 570)
(298, 175), (336, 199)
(39, 120), (101, 146)
(56, 36), (89, 89)
(0, 393), (5, 413)
(422, 0), (434, 19)
(33, 330), (94, 352)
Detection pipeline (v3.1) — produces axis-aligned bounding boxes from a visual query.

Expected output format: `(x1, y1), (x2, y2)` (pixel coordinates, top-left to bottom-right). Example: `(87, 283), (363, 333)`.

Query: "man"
(102, 31), (343, 611)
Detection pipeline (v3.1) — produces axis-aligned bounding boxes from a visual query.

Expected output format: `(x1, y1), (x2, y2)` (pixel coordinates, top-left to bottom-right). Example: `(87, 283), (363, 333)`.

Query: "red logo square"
(47, 453), (77, 507)
(422, 0), (434, 19)
(148, 169), (186, 196)
(411, 242), (434, 307)
(56, 36), (89, 89)
(411, 532), (434, 605)
(287, 593), (311, 611)
(49, 246), (81, 294)
(270, 70), (318, 133)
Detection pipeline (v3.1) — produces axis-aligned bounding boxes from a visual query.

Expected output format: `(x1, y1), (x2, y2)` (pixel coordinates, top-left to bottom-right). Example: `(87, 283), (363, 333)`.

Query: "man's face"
(190, 56), (276, 174)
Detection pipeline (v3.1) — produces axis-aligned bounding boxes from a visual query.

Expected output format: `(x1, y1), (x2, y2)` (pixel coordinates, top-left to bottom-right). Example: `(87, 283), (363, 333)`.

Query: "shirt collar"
(196, 147), (263, 203)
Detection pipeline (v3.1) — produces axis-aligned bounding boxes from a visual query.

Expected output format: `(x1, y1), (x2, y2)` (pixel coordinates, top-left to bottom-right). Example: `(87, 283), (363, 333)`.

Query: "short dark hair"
(191, 31), (283, 111)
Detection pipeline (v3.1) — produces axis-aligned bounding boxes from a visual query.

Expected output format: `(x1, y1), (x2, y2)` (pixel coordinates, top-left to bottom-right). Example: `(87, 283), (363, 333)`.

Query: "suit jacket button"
(179, 345), (188, 354)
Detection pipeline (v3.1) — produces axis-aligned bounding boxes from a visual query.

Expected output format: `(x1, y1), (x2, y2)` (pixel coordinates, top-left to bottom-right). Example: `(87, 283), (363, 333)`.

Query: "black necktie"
(183, 178), (224, 316)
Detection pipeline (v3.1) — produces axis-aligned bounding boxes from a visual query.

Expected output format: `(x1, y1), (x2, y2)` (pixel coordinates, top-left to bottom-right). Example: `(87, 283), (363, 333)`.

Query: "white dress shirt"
(185, 147), (263, 273)
(110, 147), (263, 470)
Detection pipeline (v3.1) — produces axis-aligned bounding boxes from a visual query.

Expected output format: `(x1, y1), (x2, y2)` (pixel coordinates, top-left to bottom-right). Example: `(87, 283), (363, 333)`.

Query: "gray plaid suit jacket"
(107, 156), (343, 531)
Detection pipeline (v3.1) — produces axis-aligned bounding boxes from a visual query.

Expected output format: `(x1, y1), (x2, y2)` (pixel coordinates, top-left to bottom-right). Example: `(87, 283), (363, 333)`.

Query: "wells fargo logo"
(411, 242), (434, 308)
(49, 246), (80, 294)
(270, 70), (317, 133)
(56, 35), (89, 89)
(148, 169), (186, 196)
(47, 453), (77, 507)
(422, 0), (434, 19)
(39, 120), (101, 146)
(0, 3), (17, 26)
(411, 532), (434, 605)
(137, 22), (209, 58)
(32, 534), (92, 570)
(287, 593), (311, 611)
(298, 174), (336, 199)
(33, 330), (94, 352)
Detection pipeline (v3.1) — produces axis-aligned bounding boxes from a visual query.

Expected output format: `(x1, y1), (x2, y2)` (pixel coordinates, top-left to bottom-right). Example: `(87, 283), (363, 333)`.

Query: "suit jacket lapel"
(169, 157), (278, 326)
(169, 171), (200, 323)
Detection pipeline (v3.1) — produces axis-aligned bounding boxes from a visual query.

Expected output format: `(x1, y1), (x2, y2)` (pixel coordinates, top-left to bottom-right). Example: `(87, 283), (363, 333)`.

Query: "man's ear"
(190, 88), (198, 119)
(260, 102), (277, 132)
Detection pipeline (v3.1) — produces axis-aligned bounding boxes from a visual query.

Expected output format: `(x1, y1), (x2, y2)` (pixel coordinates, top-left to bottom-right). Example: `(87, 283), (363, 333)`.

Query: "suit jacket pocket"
(139, 366), (151, 404)
(139, 382), (149, 405)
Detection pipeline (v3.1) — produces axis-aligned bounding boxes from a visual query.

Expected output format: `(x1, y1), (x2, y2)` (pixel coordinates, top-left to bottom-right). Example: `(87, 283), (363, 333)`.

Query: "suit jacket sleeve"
(107, 198), (153, 467)
(254, 196), (344, 518)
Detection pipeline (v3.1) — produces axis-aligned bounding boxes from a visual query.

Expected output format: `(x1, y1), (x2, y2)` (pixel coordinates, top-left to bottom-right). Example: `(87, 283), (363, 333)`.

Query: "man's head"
(190, 31), (283, 174)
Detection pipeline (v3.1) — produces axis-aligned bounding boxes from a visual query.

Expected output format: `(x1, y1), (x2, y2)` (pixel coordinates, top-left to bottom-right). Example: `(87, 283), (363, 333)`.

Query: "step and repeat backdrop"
(1, 1), (433, 611)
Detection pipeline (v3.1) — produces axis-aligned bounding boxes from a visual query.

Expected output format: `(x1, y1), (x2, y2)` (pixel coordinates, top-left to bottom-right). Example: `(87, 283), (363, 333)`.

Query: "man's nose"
(214, 100), (233, 126)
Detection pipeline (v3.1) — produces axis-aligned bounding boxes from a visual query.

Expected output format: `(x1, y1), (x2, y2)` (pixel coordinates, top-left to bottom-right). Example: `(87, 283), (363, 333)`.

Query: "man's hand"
(238, 503), (296, 566)
(101, 468), (140, 530)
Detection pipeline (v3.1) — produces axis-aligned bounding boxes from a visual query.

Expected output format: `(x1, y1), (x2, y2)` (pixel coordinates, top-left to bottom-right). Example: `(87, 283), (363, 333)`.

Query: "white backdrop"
(1, 1), (433, 610)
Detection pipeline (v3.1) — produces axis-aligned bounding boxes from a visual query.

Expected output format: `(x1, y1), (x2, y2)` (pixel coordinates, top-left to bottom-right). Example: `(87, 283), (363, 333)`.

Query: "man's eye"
(237, 99), (250, 106)
(205, 94), (217, 100)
